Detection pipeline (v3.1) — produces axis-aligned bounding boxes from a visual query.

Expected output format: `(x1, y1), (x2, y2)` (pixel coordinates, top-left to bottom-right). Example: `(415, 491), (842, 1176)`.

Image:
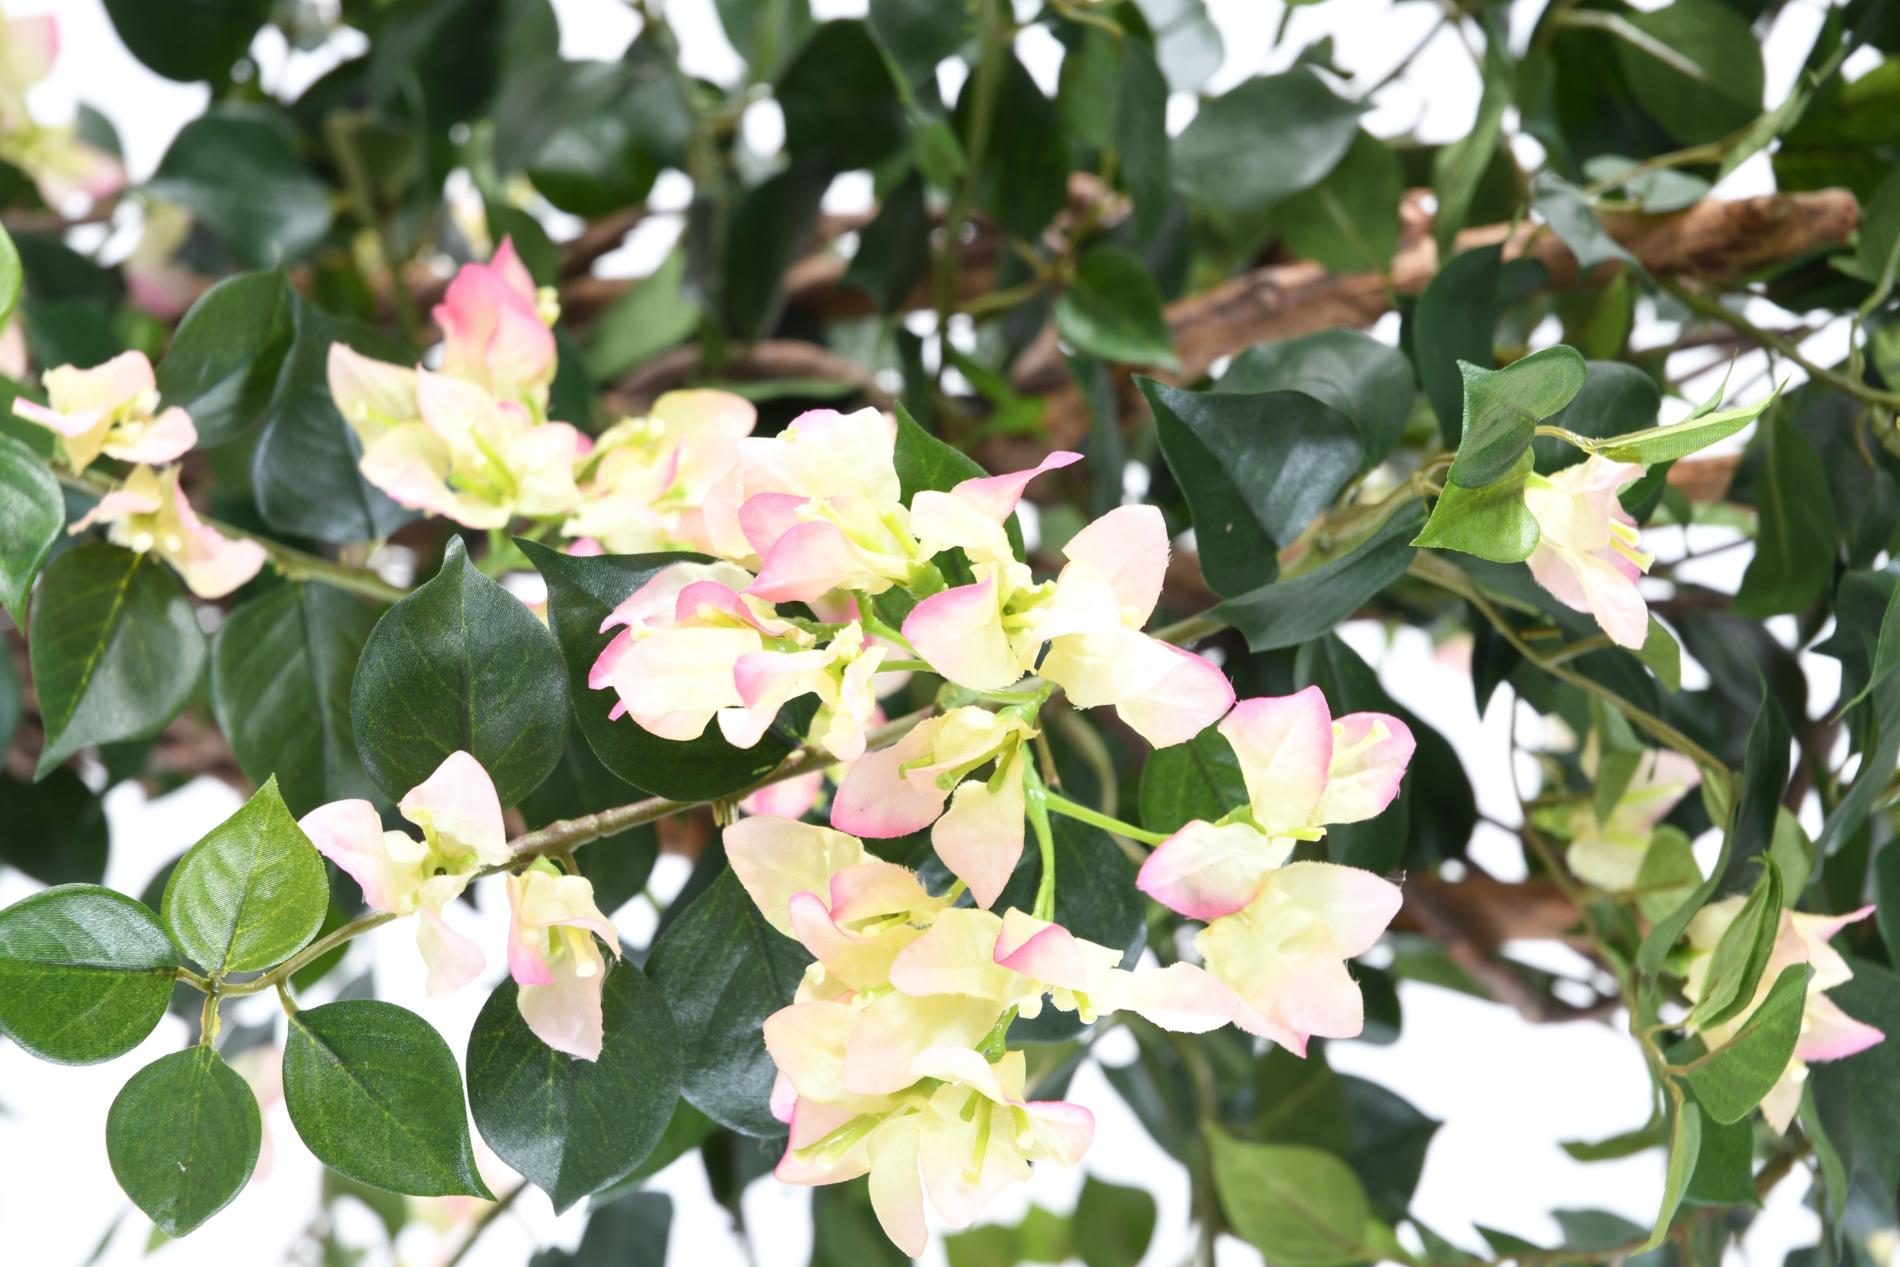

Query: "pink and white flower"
(67, 464), (265, 598)
(506, 860), (622, 1060)
(562, 390), (756, 554)
(1524, 457), (1653, 650)
(720, 623), (888, 761)
(15, 351), (196, 473)
(1562, 742), (1701, 890)
(1682, 902), (1884, 1132)
(433, 237), (559, 409)
(588, 560), (812, 741)
(0, 17), (124, 212)
(298, 751), (513, 996)
(903, 502), (1232, 747)
(830, 707), (1037, 909)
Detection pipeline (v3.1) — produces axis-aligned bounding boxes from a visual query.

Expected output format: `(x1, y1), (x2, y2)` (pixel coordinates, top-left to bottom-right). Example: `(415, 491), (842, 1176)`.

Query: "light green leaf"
(1637, 617), (1682, 692)
(0, 884), (178, 1064)
(1531, 172), (1642, 276)
(0, 220), (20, 329)
(1448, 346), (1588, 489)
(1413, 246), (1500, 447)
(1686, 861), (1782, 1031)
(1593, 390), (1777, 464)
(283, 999), (493, 1198)
(1642, 1098), (1699, 1249)
(107, 1047), (261, 1237)
(0, 431), (62, 625)
(1074, 1176), (1157, 1267)
(1414, 450), (1540, 563)
(467, 961), (683, 1212)
(29, 542), (208, 778)
(351, 537), (567, 806)
(1208, 1128), (1378, 1267)
(161, 777), (327, 975)
(1684, 964), (1809, 1125)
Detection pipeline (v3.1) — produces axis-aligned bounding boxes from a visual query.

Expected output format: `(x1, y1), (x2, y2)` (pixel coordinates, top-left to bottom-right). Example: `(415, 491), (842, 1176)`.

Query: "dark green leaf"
(1144, 378), (1363, 596)
(583, 249), (699, 381)
(283, 999), (492, 1197)
(867, 0), (966, 83)
(212, 583), (381, 817)
(251, 295), (416, 544)
(0, 431), (61, 624)
(102, 0), (269, 82)
(1414, 450), (1540, 562)
(1340, 1076), (1439, 1214)
(1615, 0), (1764, 146)
(106, 1047), (260, 1237)
(1056, 246), (1180, 370)
(1684, 964), (1808, 1124)
(1447, 346), (1588, 489)
(0, 884), (178, 1064)
(531, 1191), (673, 1267)
(1115, 37), (1172, 246)
(719, 161), (830, 340)
(1687, 862), (1782, 1030)
(1073, 1176), (1157, 1267)
(1733, 410), (1838, 617)
(1172, 71), (1362, 215)
(522, 541), (807, 801)
(1208, 1128), (1376, 1267)
(1219, 331), (1414, 471)
(1278, 131), (1402, 273)
(1138, 723), (1246, 836)
(467, 962), (683, 1211)
(779, 21), (907, 169)
(153, 270), (297, 447)
(716, 0), (816, 80)
(0, 769), (109, 885)
(1684, 1099), (1754, 1205)
(1534, 361), (1661, 472)
(647, 868), (810, 1137)
(1212, 501), (1424, 651)
(964, 54), (1069, 239)
(1413, 246), (1501, 447)
(161, 777), (328, 975)
(29, 543), (208, 778)
(351, 538), (567, 806)
(842, 171), (931, 314)
(1809, 957), (1900, 1194)
(147, 106), (331, 270)
(493, 51), (688, 218)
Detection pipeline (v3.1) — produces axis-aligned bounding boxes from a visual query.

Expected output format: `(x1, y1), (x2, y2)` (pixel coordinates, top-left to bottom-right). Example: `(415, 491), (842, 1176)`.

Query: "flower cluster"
(1677, 902), (1883, 1132)
(727, 816), (1235, 1254)
(299, 751), (621, 1060)
(15, 350), (265, 598)
(0, 16), (123, 212)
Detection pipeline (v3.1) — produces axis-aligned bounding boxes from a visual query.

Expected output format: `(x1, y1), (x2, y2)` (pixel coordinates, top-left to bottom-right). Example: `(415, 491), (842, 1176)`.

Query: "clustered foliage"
(0, 0), (1898, 1264)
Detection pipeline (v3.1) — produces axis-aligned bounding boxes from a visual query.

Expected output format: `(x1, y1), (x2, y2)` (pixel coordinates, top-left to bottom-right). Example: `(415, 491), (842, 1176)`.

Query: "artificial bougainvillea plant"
(1, 0), (1898, 1263)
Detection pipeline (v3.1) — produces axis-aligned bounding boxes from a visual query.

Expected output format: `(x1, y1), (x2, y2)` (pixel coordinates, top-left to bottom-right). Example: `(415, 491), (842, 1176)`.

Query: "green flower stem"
(208, 912), (399, 997)
(1024, 761), (1058, 921)
(1409, 551), (1734, 799)
(1043, 790), (1168, 846)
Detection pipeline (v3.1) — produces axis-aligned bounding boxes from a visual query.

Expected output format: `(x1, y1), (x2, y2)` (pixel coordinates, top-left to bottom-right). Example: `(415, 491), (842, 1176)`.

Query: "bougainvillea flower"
(298, 751), (512, 996)
(67, 465), (266, 599)
(740, 769), (826, 821)
(1192, 861), (1404, 1054)
(14, 351), (196, 473)
(123, 201), (201, 319)
(1682, 901), (1883, 1132)
(0, 17), (124, 211)
(1562, 744), (1701, 890)
(1524, 457), (1653, 650)
(904, 503), (1232, 746)
(562, 390), (757, 554)
(1138, 688), (1414, 920)
(767, 1040), (1092, 1257)
(701, 407), (905, 566)
(719, 623), (887, 760)
(433, 237), (558, 407)
(830, 707), (1036, 908)
(506, 859), (622, 1061)
(589, 560), (811, 740)
(352, 369), (586, 529)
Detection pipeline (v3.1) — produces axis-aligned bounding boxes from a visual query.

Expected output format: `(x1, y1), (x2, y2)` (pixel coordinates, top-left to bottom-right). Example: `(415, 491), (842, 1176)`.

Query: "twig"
(441, 1181), (527, 1267)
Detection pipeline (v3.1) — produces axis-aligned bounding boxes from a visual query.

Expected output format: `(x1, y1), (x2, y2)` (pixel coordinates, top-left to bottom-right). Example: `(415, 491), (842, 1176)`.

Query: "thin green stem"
(1044, 790), (1168, 846)
(1024, 761), (1058, 921)
(1660, 277), (1900, 413)
(932, 0), (1011, 386)
(442, 1181), (528, 1267)
(212, 912), (399, 997)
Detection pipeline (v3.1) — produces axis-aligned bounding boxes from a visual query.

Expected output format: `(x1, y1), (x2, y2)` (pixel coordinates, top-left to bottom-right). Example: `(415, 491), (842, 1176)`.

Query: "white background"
(0, 0), (1866, 1263)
